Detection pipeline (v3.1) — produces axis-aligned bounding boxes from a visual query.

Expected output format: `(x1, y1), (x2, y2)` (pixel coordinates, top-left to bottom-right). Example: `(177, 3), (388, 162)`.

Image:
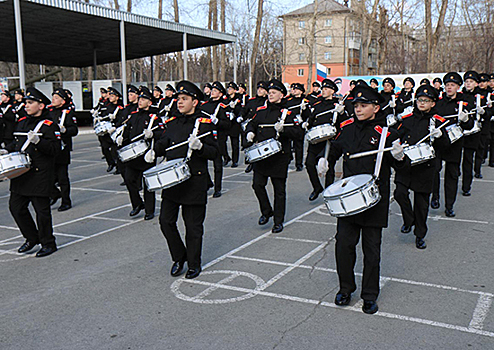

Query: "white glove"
(316, 158), (329, 176)
(476, 106), (485, 115)
(430, 128), (442, 140)
(391, 139), (404, 161)
(110, 113), (116, 121)
(302, 121), (308, 130)
(144, 149), (155, 163)
(188, 135), (203, 150)
(0, 149), (8, 155)
(389, 100), (396, 108)
(27, 130), (40, 145)
(144, 129), (153, 139)
(300, 101), (307, 110)
(211, 116), (219, 125)
(274, 122), (284, 133)
(247, 132), (255, 143)
(228, 113), (235, 121)
(458, 110), (469, 123)
(90, 109), (95, 114)
(229, 101), (236, 108)
(60, 125), (66, 134)
(164, 105), (171, 112)
(237, 117), (243, 123)
(335, 104), (345, 114)
(109, 127), (116, 134)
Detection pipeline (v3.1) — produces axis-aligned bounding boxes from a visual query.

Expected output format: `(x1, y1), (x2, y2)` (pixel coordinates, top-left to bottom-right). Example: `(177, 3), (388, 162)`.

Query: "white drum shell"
(386, 114), (398, 127)
(110, 125), (124, 143)
(0, 152), (31, 181)
(323, 174), (381, 217)
(117, 139), (149, 162)
(446, 124), (463, 144)
(403, 143), (435, 165)
(94, 121), (113, 136)
(143, 158), (191, 192)
(306, 124), (337, 144)
(463, 120), (481, 136)
(244, 138), (282, 163)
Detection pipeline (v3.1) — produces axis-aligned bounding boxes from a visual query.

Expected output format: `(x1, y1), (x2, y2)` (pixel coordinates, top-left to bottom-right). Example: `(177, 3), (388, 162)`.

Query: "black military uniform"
(323, 85), (404, 314)
(307, 81), (321, 106)
(370, 78), (379, 91)
(121, 87), (163, 220)
(2, 88), (61, 257)
(432, 72), (474, 217)
(246, 79), (303, 233)
(344, 80), (368, 119)
(380, 77), (396, 117)
(433, 78), (444, 98)
(12, 88), (27, 120)
(396, 77), (415, 114)
(225, 82), (243, 167)
(305, 79), (345, 200)
(157, 84), (178, 122)
(154, 81), (218, 279)
(98, 87), (123, 173)
(420, 78), (431, 86)
(393, 85), (449, 249)
(475, 73), (492, 176)
(1, 91), (16, 146)
(48, 88), (79, 211)
(151, 86), (164, 114)
(203, 83), (212, 101)
(285, 83), (309, 171)
(200, 81), (230, 198)
(461, 71), (489, 195)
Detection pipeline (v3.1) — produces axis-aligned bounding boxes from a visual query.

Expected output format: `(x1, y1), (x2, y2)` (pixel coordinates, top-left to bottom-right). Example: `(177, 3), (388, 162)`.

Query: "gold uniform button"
(198, 171), (201, 175)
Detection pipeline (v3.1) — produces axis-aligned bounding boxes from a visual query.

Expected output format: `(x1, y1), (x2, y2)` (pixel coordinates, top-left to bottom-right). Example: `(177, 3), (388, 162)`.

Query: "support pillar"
(13, 0), (26, 89)
(120, 20), (128, 105)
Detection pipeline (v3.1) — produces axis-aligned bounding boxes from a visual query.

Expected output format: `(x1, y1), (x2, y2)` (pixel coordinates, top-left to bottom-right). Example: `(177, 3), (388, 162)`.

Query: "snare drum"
(143, 158), (191, 191)
(446, 124), (463, 144)
(386, 114), (398, 127)
(403, 143), (435, 165)
(94, 121), (113, 136)
(117, 139), (149, 162)
(463, 120), (481, 136)
(110, 125), (124, 143)
(244, 138), (282, 163)
(306, 124), (337, 144)
(323, 174), (381, 217)
(0, 152), (31, 181)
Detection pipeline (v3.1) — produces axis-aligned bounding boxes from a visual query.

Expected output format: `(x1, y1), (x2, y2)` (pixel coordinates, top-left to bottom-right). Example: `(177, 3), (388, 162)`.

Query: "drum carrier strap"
(374, 126), (388, 179)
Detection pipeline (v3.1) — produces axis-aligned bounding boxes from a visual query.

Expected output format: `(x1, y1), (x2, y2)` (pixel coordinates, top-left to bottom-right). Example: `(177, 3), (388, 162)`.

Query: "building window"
(325, 19), (332, 27)
(299, 53), (305, 61)
(324, 52), (332, 60)
(297, 69), (304, 76)
(299, 21), (305, 29)
(298, 37), (306, 45)
(325, 35), (332, 44)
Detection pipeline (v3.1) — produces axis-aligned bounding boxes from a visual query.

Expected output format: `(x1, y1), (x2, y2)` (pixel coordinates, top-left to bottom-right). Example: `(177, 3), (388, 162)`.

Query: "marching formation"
(1, 70), (493, 314)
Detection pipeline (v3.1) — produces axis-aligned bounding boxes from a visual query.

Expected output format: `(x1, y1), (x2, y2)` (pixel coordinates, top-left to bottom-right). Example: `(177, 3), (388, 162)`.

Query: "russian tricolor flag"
(316, 63), (327, 82)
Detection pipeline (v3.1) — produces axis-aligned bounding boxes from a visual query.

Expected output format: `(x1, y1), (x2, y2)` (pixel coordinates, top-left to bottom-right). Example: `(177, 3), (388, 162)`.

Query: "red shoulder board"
(256, 105), (267, 111)
(131, 110), (138, 114)
(347, 96), (353, 100)
(219, 103), (227, 108)
(249, 97), (255, 100)
(285, 110), (292, 115)
(314, 101), (321, 105)
(460, 101), (468, 106)
(433, 114), (446, 122)
(340, 117), (354, 128)
(287, 97), (293, 101)
(164, 116), (176, 124)
(63, 109), (70, 113)
(401, 112), (413, 119)
(18, 116), (27, 122)
(198, 118), (212, 123)
(43, 119), (53, 126)
(201, 101), (208, 105)
(118, 105), (123, 109)
(374, 125), (391, 137)
(160, 97), (165, 101)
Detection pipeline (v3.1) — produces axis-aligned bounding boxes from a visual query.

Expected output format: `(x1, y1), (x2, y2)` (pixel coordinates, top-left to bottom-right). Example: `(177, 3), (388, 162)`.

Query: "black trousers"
(117, 158), (127, 182)
(52, 163), (71, 206)
(159, 197), (206, 269)
(227, 131), (240, 164)
(293, 138), (304, 167)
(98, 135), (116, 167)
(212, 153), (223, 192)
(217, 131), (229, 163)
(489, 133), (494, 164)
(252, 172), (286, 225)
(394, 183), (430, 239)
(125, 166), (155, 215)
(305, 145), (335, 193)
(9, 193), (56, 248)
(462, 148), (475, 193)
(335, 220), (382, 301)
(474, 133), (489, 174)
(432, 160), (460, 210)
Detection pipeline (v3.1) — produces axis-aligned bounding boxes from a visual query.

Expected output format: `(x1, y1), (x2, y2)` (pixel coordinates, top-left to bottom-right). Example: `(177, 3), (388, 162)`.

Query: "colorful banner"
(0, 78), (8, 93)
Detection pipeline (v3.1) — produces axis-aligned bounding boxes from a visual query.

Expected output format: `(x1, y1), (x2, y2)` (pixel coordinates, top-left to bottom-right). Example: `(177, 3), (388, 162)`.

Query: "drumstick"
(415, 120), (450, 145)
(21, 120), (45, 152)
(440, 111), (475, 119)
(130, 125), (160, 142)
(165, 131), (212, 152)
(186, 119), (201, 160)
(13, 132), (43, 136)
(259, 123), (295, 128)
(349, 143), (410, 160)
(59, 110), (67, 127)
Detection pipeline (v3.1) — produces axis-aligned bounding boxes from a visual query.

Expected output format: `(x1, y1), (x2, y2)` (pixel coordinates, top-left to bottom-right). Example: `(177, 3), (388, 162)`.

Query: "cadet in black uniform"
(285, 82), (310, 171)
(225, 82), (242, 167)
(121, 87), (163, 220)
(151, 85), (164, 113)
(246, 79), (303, 233)
(158, 84), (178, 121)
(98, 87), (123, 173)
(12, 88), (27, 120)
(154, 81), (218, 279)
(370, 78), (379, 91)
(431, 72), (474, 217)
(203, 83), (212, 100)
(393, 85), (449, 249)
(304, 78), (345, 201)
(475, 73), (492, 177)
(307, 81), (321, 106)
(1, 91), (15, 146)
(200, 81), (230, 198)
(420, 78), (431, 86)
(318, 84), (405, 314)
(48, 88), (79, 211)
(1, 88), (61, 257)
(433, 78), (443, 98)
(380, 77), (397, 121)
(396, 77), (415, 113)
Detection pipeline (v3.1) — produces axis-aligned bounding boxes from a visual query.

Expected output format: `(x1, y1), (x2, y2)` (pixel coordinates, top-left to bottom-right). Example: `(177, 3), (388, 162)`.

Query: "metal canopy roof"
(0, 0), (236, 67)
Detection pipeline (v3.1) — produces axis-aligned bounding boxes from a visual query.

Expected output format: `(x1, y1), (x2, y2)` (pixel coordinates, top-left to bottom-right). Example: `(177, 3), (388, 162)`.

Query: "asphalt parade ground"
(1, 128), (494, 349)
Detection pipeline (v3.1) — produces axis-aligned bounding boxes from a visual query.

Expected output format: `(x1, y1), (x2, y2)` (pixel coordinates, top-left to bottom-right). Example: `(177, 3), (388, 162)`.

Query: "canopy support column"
(233, 41), (237, 83)
(120, 20), (128, 105)
(13, 0), (26, 89)
(183, 33), (188, 80)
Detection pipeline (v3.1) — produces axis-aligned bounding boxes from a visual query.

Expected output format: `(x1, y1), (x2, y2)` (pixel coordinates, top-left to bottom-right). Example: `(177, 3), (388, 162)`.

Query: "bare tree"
(220, 0), (226, 81)
(174, 0), (184, 80)
(211, 0), (219, 80)
(424, 0), (448, 72)
(250, 0), (264, 86)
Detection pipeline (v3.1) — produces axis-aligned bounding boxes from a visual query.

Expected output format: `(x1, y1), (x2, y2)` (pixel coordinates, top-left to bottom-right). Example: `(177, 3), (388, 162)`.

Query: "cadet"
(285, 82), (310, 171)
(158, 84), (178, 121)
(307, 81), (321, 106)
(1, 88), (61, 257)
(474, 73), (492, 177)
(224, 82), (242, 167)
(1, 91), (16, 146)
(396, 77), (415, 113)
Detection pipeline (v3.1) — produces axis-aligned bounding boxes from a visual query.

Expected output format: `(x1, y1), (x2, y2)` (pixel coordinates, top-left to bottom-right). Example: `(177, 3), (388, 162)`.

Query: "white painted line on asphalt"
(92, 216), (134, 223)
(223, 180), (250, 184)
(295, 219), (336, 226)
(0, 234), (22, 244)
(71, 159), (102, 163)
(202, 205), (325, 270)
(468, 295), (493, 330)
(71, 187), (127, 194)
(192, 273), (242, 301)
(394, 212), (489, 225)
(70, 163), (103, 170)
(272, 236), (326, 244)
(0, 194), (10, 199)
(223, 170), (250, 179)
(0, 224), (74, 238)
(72, 174), (113, 184)
(177, 278), (494, 338)
(55, 232), (85, 239)
(53, 204), (131, 228)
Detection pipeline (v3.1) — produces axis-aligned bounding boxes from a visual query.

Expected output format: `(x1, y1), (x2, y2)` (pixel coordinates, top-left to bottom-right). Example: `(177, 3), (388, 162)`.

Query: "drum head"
(323, 174), (374, 198)
(144, 158), (184, 175)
